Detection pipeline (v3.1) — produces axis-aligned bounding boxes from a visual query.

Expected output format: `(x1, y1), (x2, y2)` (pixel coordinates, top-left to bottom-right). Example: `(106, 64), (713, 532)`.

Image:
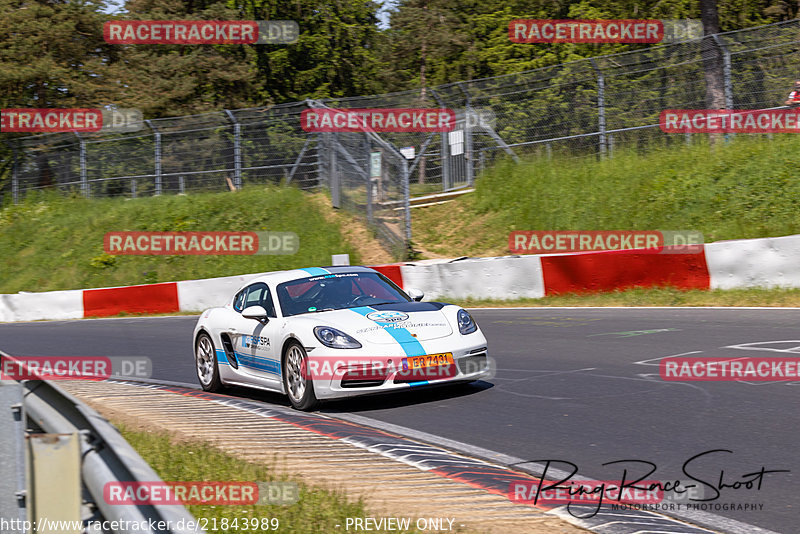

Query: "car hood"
(310, 302), (454, 344)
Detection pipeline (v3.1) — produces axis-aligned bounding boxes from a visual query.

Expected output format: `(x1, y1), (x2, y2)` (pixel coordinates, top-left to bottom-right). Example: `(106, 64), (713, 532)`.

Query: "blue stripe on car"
(350, 306), (426, 357)
(218, 347), (281, 375)
(244, 353), (281, 375)
(300, 267), (330, 276)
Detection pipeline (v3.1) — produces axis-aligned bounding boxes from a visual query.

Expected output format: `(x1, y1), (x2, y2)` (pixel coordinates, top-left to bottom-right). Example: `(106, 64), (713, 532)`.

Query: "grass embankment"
(0, 187), (359, 293)
(119, 424), (421, 534)
(412, 135), (800, 258)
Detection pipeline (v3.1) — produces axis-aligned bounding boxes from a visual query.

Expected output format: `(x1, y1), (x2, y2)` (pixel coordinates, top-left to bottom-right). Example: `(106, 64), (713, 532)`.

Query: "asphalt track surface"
(1, 308), (798, 533)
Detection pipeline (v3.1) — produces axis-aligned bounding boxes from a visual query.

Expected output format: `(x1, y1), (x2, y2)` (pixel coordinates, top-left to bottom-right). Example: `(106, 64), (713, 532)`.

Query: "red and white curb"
(2, 234), (800, 322)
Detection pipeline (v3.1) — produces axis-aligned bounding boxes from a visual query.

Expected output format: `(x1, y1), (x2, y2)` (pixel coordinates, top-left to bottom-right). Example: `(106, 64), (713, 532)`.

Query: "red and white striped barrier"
(1, 234), (799, 322)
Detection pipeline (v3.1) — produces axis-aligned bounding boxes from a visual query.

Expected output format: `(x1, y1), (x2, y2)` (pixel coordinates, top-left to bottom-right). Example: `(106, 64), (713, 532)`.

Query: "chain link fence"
(4, 19), (800, 255)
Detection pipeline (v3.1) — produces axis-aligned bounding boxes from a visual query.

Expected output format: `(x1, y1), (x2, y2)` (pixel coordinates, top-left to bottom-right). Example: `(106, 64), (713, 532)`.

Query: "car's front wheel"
(196, 332), (223, 392)
(282, 341), (318, 411)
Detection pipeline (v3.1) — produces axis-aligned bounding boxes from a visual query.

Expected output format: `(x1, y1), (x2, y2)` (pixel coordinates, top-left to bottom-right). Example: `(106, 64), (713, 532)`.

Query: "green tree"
(234, 0), (387, 102)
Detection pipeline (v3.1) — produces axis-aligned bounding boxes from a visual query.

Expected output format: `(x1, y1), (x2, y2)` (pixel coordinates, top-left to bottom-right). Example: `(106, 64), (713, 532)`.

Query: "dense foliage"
(0, 0), (792, 113)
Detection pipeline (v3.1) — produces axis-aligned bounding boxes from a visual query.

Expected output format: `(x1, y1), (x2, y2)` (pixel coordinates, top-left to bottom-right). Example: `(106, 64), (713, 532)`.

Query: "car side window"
(232, 289), (247, 312)
(243, 283), (276, 318)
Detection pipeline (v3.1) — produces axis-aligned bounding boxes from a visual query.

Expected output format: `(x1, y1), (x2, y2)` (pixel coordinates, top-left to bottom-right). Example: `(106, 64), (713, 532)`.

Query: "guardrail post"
(590, 59), (607, 157)
(0, 382), (26, 526)
(224, 110), (242, 189)
(146, 120), (162, 195)
(27, 433), (82, 533)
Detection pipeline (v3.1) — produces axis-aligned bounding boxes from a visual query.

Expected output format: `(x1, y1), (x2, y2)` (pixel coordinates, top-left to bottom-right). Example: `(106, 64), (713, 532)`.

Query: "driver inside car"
(319, 278), (357, 309)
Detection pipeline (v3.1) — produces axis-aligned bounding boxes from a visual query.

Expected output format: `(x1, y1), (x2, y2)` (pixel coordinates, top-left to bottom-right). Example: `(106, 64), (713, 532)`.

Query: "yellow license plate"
(405, 352), (454, 370)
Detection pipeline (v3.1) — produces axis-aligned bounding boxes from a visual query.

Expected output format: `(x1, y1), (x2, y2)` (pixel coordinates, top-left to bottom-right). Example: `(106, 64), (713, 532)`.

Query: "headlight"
(457, 309), (477, 335)
(314, 326), (362, 349)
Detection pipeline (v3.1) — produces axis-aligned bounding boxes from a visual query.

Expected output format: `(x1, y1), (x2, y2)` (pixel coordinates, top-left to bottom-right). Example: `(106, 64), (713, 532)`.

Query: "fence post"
(590, 59), (607, 157)
(364, 134), (373, 223)
(12, 145), (19, 204)
(145, 120), (162, 195)
(287, 136), (312, 185)
(329, 134), (340, 208)
(76, 133), (89, 198)
(316, 133), (323, 187)
(429, 88), (450, 192)
(401, 158), (412, 244)
(224, 110), (242, 189)
(457, 83), (474, 187)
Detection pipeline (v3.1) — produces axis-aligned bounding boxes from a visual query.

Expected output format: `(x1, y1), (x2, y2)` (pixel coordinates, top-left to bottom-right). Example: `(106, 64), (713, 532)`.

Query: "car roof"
(238, 265), (380, 291)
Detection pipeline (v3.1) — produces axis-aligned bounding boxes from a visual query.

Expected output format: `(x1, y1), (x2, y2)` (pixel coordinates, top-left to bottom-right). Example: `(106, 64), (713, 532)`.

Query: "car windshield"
(276, 272), (409, 317)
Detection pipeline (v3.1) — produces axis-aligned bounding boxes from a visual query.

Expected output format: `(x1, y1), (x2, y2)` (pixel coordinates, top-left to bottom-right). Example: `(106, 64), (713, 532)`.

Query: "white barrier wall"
(5, 233), (800, 323)
(401, 256), (545, 300)
(177, 273), (267, 312)
(0, 289), (84, 322)
(705, 235), (800, 290)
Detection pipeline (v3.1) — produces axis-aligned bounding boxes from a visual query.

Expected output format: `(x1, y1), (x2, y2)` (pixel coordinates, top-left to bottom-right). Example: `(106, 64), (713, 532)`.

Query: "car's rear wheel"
(282, 341), (318, 411)
(196, 332), (223, 392)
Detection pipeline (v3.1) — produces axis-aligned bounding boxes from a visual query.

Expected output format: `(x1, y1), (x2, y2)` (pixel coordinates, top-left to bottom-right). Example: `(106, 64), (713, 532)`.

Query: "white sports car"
(192, 266), (491, 410)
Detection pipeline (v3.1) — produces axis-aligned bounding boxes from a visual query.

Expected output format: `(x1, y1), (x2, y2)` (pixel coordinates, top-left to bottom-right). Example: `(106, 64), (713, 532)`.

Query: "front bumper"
(308, 335), (492, 400)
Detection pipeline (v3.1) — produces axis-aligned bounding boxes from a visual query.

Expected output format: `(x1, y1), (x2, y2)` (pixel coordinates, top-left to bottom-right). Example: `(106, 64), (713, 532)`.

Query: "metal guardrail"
(1, 351), (197, 534)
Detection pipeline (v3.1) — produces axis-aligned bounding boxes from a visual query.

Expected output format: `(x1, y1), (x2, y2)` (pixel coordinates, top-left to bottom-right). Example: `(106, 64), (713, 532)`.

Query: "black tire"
(282, 341), (319, 411)
(195, 332), (224, 392)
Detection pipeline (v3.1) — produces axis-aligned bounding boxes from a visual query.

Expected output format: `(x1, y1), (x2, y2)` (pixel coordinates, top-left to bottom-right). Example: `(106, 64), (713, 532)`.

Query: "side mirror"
(242, 305), (269, 322)
(407, 288), (424, 302)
